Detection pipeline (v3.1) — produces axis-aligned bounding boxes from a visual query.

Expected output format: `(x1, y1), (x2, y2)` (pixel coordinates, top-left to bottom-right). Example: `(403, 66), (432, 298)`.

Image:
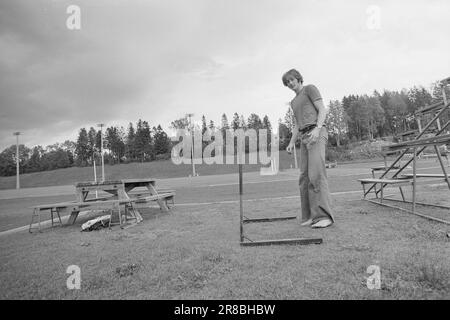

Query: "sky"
(1, 0), (449, 151)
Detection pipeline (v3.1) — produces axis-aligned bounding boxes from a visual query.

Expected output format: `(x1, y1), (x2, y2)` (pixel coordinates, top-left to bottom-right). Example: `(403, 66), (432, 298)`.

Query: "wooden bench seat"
(400, 173), (450, 178)
(29, 198), (141, 233)
(358, 178), (413, 185)
(358, 178), (413, 202)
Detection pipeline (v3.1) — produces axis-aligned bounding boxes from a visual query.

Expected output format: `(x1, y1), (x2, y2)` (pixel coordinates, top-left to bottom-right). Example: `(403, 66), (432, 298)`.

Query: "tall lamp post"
(97, 123), (105, 182)
(13, 132), (21, 189)
(185, 113), (196, 177)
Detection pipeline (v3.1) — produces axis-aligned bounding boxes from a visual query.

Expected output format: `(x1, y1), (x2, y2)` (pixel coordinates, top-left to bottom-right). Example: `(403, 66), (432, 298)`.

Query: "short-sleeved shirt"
(290, 84), (322, 130)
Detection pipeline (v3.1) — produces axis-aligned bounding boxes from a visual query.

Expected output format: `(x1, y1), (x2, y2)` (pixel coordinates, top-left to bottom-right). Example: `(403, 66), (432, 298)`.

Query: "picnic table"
(75, 178), (170, 211)
(29, 178), (175, 232)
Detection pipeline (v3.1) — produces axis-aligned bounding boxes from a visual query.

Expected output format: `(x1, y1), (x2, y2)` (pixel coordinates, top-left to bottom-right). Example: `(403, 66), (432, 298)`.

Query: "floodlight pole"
(13, 132), (21, 189)
(186, 113), (196, 177)
(97, 123), (105, 182)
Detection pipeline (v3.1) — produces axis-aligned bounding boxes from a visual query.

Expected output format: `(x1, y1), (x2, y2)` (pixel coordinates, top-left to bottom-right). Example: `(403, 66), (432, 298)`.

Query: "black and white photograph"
(0, 0), (449, 305)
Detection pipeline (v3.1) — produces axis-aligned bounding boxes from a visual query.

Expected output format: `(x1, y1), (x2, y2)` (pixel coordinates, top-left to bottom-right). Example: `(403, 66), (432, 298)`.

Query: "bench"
(358, 178), (413, 202)
(400, 173), (450, 179)
(29, 198), (142, 233)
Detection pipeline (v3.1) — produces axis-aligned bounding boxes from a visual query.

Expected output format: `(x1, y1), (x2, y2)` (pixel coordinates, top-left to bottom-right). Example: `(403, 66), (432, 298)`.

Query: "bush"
(155, 153), (171, 161)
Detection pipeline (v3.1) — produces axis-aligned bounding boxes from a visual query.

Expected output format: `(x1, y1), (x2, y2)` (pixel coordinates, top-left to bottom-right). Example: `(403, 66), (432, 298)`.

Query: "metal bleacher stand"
(358, 76), (450, 224)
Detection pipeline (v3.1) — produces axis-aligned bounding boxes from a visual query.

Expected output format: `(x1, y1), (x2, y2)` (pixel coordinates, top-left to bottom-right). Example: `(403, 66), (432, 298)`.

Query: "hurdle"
(238, 164), (323, 246)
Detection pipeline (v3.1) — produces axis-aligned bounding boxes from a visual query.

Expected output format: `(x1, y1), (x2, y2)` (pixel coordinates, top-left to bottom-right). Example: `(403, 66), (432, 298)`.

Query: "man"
(283, 69), (334, 228)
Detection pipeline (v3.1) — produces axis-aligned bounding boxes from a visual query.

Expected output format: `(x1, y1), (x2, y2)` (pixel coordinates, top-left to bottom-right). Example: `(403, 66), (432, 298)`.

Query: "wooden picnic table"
(75, 178), (170, 212)
(29, 178), (175, 232)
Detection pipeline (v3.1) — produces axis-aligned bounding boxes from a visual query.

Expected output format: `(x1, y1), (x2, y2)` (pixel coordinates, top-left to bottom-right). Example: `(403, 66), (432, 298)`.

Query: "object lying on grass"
(81, 215), (110, 231)
(325, 160), (337, 169)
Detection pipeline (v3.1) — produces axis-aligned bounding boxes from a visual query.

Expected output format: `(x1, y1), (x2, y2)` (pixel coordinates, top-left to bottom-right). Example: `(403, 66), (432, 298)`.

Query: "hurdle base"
(243, 216), (297, 224)
(240, 237), (323, 246)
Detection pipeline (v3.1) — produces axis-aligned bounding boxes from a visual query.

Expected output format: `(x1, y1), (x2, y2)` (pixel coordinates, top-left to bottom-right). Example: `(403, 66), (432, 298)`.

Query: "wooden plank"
(240, 237), (323, 246)
(243, 216), (297, 224)
(358, 178), (413, 185)
(415, 100), (445, 116)
(401, 173), (450, 178)
(134, 192), (175, 203)
(371, 165), (400, 171)
(382, 133), (450, 152)
(122, 178), (156, 184)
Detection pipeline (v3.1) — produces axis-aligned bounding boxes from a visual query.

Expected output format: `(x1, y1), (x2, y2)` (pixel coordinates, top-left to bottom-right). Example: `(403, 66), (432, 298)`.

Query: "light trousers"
(299, 127), (335, 224)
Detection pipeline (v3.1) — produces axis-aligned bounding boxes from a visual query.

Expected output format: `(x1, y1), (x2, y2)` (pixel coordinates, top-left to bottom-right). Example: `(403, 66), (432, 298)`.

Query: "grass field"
(0, 159), (449, 299)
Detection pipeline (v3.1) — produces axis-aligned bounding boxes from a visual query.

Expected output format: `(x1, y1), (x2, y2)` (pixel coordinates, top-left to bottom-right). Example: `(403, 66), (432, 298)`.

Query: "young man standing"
(283, 69), (334, 228)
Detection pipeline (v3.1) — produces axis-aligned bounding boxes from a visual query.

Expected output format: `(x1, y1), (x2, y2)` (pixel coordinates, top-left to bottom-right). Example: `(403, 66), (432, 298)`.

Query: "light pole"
(13, 132), (21, 189)
(185, 113), (196, 177)
(97, 123), (105, 182)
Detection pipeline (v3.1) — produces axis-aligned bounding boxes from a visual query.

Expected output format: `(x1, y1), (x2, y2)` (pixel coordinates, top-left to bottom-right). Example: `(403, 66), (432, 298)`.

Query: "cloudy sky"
(1, 0), (449, 150)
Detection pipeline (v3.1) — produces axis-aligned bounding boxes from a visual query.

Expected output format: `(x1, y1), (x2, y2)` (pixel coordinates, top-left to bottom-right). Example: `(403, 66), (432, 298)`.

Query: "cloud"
(1, 0), (449, 151)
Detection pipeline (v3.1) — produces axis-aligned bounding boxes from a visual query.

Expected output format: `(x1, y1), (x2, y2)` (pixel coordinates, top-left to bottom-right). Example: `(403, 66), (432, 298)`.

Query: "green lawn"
(0, 185), (449, 299)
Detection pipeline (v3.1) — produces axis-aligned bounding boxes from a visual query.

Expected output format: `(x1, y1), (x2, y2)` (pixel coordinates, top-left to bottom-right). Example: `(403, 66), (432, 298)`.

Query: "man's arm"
(314, 99), (327, 129)
(288, 122), (299, 150)
(287, 107), (299, 153)
(309, 99), (328, 142)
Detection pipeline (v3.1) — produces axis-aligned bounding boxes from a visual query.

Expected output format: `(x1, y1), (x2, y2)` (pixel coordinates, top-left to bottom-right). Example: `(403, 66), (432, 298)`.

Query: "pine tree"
(232, 112), (240, 130)
(126, 122), (136, 161)
(75, 128), (89, 166)
(201, 115), (208, 135)
(153, 125), (171, 155)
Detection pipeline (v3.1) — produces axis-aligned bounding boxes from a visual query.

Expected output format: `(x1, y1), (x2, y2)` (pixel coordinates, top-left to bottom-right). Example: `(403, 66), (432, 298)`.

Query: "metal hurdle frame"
(238, 164), (323, 246)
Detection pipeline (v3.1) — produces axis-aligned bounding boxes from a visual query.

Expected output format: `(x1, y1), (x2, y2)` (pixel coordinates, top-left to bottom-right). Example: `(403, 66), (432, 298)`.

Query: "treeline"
(0, 120), (172, 176)
(0, 114), (273, 177)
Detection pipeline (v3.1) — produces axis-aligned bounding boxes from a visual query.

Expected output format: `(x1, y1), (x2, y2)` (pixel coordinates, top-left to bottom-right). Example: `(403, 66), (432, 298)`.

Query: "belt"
(298, 124), (317, 134)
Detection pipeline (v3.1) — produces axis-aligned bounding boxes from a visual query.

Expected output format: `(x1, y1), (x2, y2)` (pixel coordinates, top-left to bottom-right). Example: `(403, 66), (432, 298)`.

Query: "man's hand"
(307, 127), (321, 145)
(286, 142), (295, 154)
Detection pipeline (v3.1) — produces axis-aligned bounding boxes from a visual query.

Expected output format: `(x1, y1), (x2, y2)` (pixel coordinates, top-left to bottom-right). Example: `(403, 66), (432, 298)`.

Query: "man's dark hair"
(282, 69), (303, 86)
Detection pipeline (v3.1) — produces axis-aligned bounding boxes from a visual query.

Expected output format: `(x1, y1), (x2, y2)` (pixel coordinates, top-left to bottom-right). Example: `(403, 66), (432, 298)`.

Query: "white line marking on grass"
(176, 190), (362, 207)
(208, 178), (298, 187)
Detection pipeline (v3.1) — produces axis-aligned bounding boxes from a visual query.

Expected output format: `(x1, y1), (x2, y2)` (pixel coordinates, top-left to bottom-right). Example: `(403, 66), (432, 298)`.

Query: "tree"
(220, 114), (230, 131)
(262, 115), (272, 133)
(387, 93), (408, 134)
(170, 117), (189, 130)
(61, 140), (76, 165)
(247, 113), (263, 130)
(231, 112), (240, 130)
(75, 128), (89, 166)
(239, 114), (247, 129)
(153, 125), (171, 155)
(201, 115), (208, 135)
(325, 100), (348, 146)
(0, 144), (30, 176)
(126, 122), (136, 161)
(134, 120), (153, 162)
(87, 127), (98, 164)
(105, 126), (126, 164)
(283, 106), (295, 141)
(26, 146), (44, 172)
(208, 120), (215, 131)
(364, 95), (385, 139)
